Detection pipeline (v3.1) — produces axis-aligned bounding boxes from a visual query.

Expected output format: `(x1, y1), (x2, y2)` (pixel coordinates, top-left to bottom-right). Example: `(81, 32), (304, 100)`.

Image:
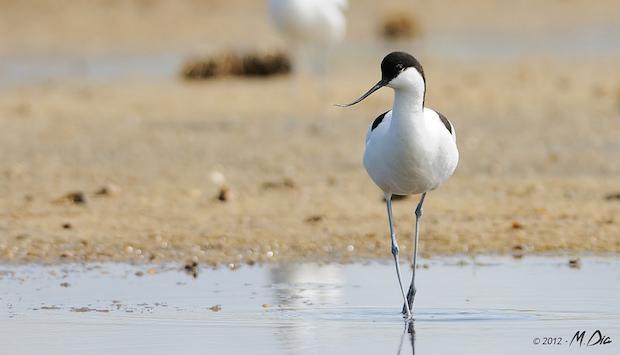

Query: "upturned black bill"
(335, 80), (387, 107)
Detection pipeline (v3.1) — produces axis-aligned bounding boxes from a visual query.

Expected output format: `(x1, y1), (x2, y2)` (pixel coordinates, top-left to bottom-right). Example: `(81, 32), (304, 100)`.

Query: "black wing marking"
(371, 110), (390, 131)
(436, 111), (453, 134)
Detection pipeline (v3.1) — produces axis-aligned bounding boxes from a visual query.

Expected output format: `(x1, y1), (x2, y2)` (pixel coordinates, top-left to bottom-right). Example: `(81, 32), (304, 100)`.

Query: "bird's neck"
(392, 88), (425, 126)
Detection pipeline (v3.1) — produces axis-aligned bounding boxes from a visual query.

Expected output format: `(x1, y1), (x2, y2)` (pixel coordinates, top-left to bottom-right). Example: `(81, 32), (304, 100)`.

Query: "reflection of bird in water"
(397, 322), (415, 355)
(338, 52), (459, 319)
(270, 264), (343, 308)
(269, 264), (344, 351)
(268, 0), (347, 75)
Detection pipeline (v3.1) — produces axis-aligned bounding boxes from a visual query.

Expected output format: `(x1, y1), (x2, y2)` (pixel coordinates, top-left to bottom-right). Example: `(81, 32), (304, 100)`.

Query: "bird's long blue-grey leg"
(386, 193), (412, 319)
(403, 192), (426, 314)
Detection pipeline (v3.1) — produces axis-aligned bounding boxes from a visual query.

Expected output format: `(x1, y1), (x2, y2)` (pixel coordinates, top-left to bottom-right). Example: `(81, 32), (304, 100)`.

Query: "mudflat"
(0, 0), (619, 264)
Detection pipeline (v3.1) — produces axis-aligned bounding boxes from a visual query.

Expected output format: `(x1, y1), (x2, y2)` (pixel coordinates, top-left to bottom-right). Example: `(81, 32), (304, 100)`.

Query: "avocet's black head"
(380, 51), (425, 84)
(336, 51), (426, 107)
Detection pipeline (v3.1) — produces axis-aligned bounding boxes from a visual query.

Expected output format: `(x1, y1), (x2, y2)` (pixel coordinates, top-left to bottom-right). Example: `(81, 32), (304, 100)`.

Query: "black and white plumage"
(338, 51), (458, 320)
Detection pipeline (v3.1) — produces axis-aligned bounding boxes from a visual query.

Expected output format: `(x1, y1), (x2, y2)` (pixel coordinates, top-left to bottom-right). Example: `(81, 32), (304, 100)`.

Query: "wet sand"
(0, 0), (619, 264)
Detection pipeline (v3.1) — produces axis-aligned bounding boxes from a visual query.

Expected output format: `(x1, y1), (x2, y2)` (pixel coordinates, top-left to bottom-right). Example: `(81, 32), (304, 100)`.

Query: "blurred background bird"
(268, 0), (347, 75)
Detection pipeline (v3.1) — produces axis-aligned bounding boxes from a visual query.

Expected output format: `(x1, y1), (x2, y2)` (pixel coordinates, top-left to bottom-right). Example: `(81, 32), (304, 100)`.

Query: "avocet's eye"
(396, 64), (404, 71)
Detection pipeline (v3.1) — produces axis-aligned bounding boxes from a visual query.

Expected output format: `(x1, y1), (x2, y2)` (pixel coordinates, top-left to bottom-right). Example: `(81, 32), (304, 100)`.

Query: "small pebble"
(60, 251), (73, 258)
(60, 282), (70, 288)
(512, 245), (524, 259)
(305, 215), (324, 223)
(60, 191), (87, 205)
(184, 261), (199, 278)
(217, 186), (230, 202)
(95, 183), (121, 196)
(40, 305), (61, 310)
(261, 178), (297, 190)
(209, 304), (222, 312)
(568, 258), (581, 269)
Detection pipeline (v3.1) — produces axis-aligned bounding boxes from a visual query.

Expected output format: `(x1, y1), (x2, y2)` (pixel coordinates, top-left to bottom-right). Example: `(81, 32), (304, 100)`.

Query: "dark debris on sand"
(511, 245), (524, 259)
(217, 186), (230, 202)
(304, 215), (324, 223)
(604, 192), (620, 200)
(95, 183), (121, 196)
(184, 261), (199, 278)
(57, 191), (87, 205)
(71, 307), (109, 313)
(261, 177), (297, 190)
(182, 51), (291, 80)
(381, 13), (422, 40)
(568, 258), (582, 269)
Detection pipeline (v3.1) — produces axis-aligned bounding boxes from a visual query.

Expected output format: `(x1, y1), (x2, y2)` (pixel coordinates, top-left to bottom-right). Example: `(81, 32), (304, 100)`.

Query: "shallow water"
(2, 26), (619, 90)
(1, 256), (619, 354)
(0, 53), (184, 89)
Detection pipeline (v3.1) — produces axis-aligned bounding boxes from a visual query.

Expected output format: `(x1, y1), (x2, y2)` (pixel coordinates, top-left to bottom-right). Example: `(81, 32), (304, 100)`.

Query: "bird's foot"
(401, 298), (413, 319)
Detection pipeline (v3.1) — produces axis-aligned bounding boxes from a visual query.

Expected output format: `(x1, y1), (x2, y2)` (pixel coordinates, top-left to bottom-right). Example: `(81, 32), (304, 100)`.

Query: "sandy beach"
(1, 0), (619, 265)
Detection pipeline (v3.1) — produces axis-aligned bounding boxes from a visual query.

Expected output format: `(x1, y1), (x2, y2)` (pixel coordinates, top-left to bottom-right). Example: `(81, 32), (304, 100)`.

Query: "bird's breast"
(363, 116), (458, 195)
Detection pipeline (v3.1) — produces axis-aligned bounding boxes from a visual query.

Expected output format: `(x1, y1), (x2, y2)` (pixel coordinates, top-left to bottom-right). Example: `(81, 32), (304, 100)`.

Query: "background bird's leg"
(386, 193), (412, 319)
(403, 192), (426, 314)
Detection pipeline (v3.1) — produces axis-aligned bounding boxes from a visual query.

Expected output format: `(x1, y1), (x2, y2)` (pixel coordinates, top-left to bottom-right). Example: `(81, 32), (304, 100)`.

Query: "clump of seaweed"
(181, 51), (291, 80)
(381, 13), (422, 40)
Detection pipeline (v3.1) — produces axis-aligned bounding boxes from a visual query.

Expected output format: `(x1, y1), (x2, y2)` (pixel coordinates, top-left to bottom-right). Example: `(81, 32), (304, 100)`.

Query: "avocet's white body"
(364, 81), (458, 195)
